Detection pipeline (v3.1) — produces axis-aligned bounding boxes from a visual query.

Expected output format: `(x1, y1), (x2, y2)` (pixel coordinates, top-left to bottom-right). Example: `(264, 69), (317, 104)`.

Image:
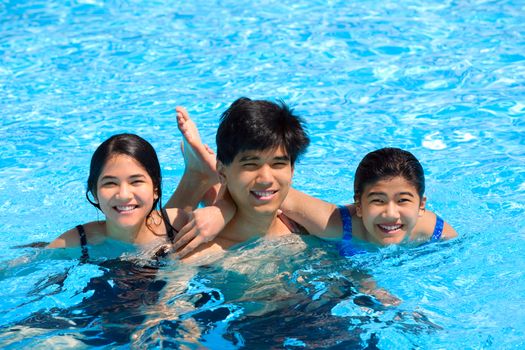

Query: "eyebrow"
(100, 174), (146, 180)
(367, 191), (415, 197)
(239, 155), (260, 162)
(238, 155), (290, 162)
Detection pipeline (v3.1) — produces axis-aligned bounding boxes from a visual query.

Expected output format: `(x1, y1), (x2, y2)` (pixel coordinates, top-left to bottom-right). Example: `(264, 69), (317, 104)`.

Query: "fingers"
(172, 217), (196, 251)
(176, 238), (205, 259)
(172, 230), (193, 251)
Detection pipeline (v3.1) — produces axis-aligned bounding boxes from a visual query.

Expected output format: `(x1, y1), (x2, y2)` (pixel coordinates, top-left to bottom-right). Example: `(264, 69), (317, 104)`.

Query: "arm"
(165, 170), (219, 211)
(280, 187), (344, 240)
(172, 191), (236, 258)
(359, 276), (401, 307)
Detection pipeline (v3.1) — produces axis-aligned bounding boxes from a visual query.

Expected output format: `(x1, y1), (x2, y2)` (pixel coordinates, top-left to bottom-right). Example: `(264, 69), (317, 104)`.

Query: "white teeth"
(379, 224), (402, 231)
(116, 205), (135, 211)
(253, 191), (275, 197)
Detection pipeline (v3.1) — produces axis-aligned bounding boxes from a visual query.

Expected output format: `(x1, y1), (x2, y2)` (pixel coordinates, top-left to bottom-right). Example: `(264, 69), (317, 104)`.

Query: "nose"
(116, 183), (132, 200)
(383, 201), (399, 219)
(256, 165), (274, 185)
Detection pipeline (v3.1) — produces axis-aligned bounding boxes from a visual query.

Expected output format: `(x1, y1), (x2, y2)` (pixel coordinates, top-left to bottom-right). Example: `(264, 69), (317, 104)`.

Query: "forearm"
(165, 171), (218, 211)
(213, 190), (236, 224)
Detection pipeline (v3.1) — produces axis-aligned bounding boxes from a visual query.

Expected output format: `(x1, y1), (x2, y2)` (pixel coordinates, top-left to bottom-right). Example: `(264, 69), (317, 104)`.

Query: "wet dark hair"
(216, 97), (310, 166)
(353, 147), (425, 202)
(86, 133), (162, 219)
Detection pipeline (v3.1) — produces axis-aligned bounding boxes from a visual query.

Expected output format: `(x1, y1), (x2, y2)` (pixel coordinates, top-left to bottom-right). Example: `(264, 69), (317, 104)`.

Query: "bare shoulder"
(415, 211), (457, 240)
(46, 221), (106, 248)
(440, 217), (458, 239)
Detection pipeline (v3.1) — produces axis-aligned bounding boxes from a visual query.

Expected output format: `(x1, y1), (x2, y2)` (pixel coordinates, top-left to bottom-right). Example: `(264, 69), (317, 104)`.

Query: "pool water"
(1, 0), (524, 348)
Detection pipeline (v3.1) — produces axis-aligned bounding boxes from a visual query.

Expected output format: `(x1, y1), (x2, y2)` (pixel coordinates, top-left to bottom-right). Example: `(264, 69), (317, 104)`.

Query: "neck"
(105, 213), (158, 244)
(220, 208), (284, 243)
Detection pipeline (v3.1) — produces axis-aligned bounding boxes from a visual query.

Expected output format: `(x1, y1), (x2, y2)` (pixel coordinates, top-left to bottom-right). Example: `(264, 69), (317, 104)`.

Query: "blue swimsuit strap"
(338, 205), (352, 241)
(76, 224), (89, 262)
(431, 215), (444, 241)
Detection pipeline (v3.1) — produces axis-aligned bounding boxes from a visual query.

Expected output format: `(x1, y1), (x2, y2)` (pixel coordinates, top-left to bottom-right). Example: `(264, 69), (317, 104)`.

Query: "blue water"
(1, 0), (524, 348)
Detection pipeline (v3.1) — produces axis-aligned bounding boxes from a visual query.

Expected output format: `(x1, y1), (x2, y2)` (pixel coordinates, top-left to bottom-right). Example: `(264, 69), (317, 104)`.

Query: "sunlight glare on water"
(1, 0), (524, 348)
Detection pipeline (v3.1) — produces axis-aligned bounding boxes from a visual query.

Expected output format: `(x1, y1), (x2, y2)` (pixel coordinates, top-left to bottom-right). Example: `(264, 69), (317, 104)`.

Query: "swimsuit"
(337, 205), (445, 256)
(337, 205), (366, 257)
(430, 215), (444, 241)
(76, 208), (178, 261)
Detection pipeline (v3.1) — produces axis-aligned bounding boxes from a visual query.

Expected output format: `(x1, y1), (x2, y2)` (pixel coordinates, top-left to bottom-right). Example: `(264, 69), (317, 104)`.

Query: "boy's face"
(219, 146), (293, 218)
(356, 176), (426, 245)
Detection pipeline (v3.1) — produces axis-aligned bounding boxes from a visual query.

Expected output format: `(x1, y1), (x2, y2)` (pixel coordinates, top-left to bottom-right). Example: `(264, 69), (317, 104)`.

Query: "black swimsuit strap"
(160, 208), (178, 243)
(76, 224), (89, 263)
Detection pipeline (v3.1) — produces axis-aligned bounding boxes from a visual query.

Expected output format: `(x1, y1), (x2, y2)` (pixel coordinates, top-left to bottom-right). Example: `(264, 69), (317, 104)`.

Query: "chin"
(116, 219), (141, 228)
(379, 235), (405, 246)
(253, 205), (279, 216)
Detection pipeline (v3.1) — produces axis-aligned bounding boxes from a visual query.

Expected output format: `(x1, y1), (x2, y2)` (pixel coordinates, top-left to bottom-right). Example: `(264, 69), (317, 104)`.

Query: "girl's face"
(95, 154), (158, 230)
(356, 176), (426, 245)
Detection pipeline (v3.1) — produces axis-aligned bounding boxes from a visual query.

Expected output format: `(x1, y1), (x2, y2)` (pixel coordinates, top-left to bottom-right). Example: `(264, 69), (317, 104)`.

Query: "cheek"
(96, 189), (110, 201)
(402, 208), (420, 223)
(277, 171), (293, 185)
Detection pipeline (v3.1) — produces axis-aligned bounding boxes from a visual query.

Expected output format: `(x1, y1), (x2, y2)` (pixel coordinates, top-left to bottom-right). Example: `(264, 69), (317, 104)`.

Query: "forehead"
(100, 154), (148, 175)
(233, 145), (289, 161)
(364, 176), (419, 196)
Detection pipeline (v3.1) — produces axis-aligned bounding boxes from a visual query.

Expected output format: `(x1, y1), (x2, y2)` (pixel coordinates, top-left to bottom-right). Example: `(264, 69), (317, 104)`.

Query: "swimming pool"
(1, 0), (524, 348)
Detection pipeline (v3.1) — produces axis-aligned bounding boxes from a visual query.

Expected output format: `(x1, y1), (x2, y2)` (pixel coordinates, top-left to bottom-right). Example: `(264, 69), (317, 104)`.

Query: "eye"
(398, 198), (412, 203)
(370, 198), (384, 204)
(101, 181), (117, 187)
(272, 161), (289, 168)
(131, 179), (145, 185)
(242, 162), (258, 169)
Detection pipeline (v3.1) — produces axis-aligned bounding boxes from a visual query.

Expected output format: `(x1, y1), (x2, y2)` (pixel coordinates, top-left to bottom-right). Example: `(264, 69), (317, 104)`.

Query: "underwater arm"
(358, 276), (401, 307)
(281, 188), (344, 240)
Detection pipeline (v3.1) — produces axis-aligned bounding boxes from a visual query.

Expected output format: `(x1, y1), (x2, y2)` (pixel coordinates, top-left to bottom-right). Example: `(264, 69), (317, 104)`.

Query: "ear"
(154, 187), (159, 200)
(355, 201), (362, 218)
(217, 161), (227, 184)
(418, 195), (427, 216)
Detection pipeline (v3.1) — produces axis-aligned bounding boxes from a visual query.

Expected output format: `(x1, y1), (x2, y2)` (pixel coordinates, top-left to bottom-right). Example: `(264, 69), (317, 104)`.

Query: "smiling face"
(219, 146), (293, 218)
(356, 176), (426, 245)
(95, 154), (158, 230)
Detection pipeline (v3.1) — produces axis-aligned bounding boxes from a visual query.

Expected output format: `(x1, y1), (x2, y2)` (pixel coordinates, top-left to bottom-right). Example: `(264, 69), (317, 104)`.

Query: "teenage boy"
(170, 97), (309, 263)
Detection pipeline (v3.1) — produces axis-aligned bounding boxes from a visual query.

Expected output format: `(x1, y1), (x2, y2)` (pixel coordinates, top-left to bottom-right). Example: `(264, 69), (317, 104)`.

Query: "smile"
(251, 190), (277, 201)
(377, 224), (403, 233)
(114, 205), (138, 213)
